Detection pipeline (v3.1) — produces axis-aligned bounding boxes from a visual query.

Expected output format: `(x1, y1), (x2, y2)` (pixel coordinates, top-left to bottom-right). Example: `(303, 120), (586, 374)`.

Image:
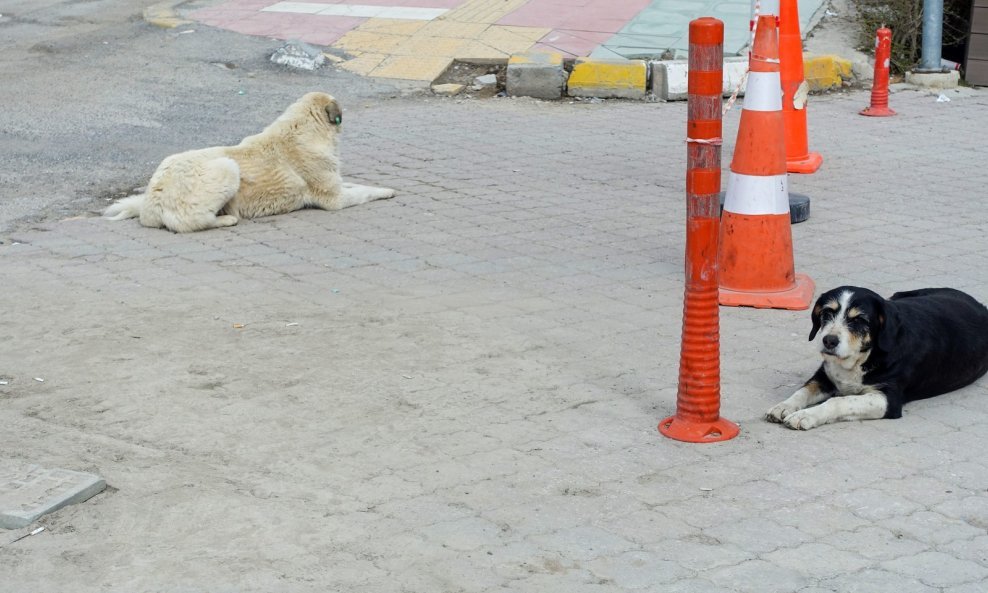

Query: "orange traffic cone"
(779, 0), (822, 174)
(719, 14), (814, 310)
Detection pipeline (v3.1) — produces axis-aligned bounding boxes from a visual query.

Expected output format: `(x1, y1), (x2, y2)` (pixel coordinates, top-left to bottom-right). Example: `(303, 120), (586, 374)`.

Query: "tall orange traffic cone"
(719, 14), (814, 310)
(779, 0), (822, 174)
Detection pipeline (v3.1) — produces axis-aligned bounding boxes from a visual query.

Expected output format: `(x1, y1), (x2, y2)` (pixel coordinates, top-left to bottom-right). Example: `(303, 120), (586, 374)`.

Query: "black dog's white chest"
(824, 360), (869, 395)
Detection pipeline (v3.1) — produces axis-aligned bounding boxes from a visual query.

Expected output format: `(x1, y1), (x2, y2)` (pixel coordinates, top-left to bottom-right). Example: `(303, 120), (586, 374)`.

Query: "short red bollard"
(861, 27), (896, 117)
(659, 17), (739, 444)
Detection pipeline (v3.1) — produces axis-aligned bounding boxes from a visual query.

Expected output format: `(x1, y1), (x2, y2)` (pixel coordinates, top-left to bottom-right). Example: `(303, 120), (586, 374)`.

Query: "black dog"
(767, 286), (988, 430)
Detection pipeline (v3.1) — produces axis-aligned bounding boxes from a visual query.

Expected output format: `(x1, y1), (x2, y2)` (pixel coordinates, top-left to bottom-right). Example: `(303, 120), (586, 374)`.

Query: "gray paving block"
(0, 462), (106, 529)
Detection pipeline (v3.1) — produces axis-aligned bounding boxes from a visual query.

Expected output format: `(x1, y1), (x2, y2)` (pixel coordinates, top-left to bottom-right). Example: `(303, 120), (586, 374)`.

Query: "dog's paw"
(781, 409), (820, 430)
(766, 402), (797, 423)
(380, 187), (397, 199)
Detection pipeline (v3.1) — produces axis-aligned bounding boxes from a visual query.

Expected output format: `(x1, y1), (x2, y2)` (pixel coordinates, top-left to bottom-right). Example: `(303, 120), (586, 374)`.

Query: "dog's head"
(809, 286), (890, 368)
(296, 92), (343, 127)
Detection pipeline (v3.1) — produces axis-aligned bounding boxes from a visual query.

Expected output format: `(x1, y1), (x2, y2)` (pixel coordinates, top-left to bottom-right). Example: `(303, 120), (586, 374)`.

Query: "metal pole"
(919, 0), (944, 71)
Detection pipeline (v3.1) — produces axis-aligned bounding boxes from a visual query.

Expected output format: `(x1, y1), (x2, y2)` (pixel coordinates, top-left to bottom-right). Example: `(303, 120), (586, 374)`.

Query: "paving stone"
(762, 542), (873, 579)
(0, 462), (106, 529)
(878, 510), (985, 546)
(706, 559), (812, 593)
(587, 550), (692, 589)
(818, 568), (937, 593)
(881, 551), (988, 588)
(820, 526), (930, 561)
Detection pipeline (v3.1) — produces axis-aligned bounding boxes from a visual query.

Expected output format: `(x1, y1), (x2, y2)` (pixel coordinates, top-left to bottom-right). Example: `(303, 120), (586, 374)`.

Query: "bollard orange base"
(860, 104), (896, 117)
(659, 415), (739, 443)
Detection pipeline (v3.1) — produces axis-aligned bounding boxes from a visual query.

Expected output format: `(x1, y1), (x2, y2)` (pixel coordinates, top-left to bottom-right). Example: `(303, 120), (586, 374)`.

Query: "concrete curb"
(804, 54), (854, 92)
(144, 0), (193, 29)
(500, 52), (858, 101)
(567, 57), (648, 100)
(653, 57), (749, 101)
(506, 52), (568, 100)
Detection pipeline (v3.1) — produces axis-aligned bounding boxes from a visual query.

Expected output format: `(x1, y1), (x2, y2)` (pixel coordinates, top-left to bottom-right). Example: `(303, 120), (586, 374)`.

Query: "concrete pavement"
(171, 0), (830, 82)
(1, 82), (987, 590)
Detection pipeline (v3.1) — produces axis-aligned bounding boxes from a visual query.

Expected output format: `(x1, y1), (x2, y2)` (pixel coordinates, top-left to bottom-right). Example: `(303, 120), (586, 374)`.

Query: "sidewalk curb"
(144, 0), (193, 29)
(567, 57), (648, 100)
(804, 54), (854, 91)
(500, 52), (857, 101)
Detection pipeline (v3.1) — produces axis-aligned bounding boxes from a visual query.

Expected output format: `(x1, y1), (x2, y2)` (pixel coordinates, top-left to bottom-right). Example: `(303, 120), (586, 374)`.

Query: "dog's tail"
(104, 194), (146, 221)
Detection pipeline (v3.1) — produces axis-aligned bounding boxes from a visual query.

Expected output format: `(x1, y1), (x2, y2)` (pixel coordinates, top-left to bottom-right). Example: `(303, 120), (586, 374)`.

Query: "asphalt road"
(0, 0), (407, 236)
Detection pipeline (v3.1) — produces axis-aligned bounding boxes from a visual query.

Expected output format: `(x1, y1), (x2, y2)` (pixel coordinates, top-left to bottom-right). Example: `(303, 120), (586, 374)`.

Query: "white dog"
(104, 92), (395, 232)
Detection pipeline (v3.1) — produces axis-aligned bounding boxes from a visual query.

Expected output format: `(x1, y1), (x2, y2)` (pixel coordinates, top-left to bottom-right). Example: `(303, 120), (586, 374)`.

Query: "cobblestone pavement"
(1, 87), (987, 591)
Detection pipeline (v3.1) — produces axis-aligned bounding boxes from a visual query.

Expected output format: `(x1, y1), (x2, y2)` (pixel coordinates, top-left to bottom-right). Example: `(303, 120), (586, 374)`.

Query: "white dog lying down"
(104, 92), (395, 232)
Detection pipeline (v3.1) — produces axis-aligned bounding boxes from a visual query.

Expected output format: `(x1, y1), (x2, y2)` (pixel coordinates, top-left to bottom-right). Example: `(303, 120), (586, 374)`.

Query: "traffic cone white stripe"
(742, 71), (783, 112)
(724, 172), (789, 215)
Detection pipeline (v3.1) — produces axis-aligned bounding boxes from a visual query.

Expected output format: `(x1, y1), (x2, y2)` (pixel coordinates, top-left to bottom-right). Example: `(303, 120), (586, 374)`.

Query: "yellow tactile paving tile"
(339, 52), (388, 76)
(369, 55), (453, 81)
(331, 1), (546, 81)
(477, 26), (550, 54)
(391, 36), (469, 58)
(443, 0), (529, 24)
(353, 18), (428, 36)
(458, 41), (509, 60)
(415, 20), (489, 39)
(334, 30), (407, 54)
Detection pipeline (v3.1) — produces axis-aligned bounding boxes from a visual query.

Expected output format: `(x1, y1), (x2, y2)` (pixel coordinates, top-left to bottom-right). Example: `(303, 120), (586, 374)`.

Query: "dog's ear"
(875, 299), (898, 352)
(325, 101), (342, 126)
(808, 299), (824, 341)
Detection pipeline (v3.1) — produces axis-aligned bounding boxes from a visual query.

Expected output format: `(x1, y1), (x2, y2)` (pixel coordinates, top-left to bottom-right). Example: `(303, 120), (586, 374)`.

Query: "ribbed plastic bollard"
(659, 17), (740, 443)
(861, 27), (897, 117)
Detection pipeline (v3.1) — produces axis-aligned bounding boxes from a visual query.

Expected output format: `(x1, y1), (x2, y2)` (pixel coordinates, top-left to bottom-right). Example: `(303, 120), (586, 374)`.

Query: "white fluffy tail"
(104, 194), (146, 221)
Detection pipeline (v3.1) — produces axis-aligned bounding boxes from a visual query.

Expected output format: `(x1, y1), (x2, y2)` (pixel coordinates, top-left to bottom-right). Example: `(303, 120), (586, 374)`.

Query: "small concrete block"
(270, 40), (326, 71)
(473, 73), (497, 88)
(0, 462), (106, 529)
(905, 70), (961, 90)
(804, 54), (853, 92)
(567, 57), (647, 100)
(507, 52), (566, 99)
(432, 83), (465, 96)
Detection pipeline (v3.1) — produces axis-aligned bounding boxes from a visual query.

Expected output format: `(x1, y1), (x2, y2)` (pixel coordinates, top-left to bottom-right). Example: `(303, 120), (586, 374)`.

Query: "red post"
(861, 27), (896, 116)
(659, 17), (739, 443)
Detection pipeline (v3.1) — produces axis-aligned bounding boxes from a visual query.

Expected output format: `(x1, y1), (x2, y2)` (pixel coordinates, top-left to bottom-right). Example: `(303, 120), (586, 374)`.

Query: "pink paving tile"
(255, 0), (464, 6)
(188, 8), (265, 26)
(262, 12), (366, 35)
(295, 28), (352, 45)
(210, 0), (274, 9)
(498, 0), (650, 33)
(224, 14), (288, 36)
(531, 29), (613, 57)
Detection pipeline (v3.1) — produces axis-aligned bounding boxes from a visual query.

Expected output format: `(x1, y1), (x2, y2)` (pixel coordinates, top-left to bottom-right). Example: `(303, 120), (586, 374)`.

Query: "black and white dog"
(767, 286), (988, 430)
